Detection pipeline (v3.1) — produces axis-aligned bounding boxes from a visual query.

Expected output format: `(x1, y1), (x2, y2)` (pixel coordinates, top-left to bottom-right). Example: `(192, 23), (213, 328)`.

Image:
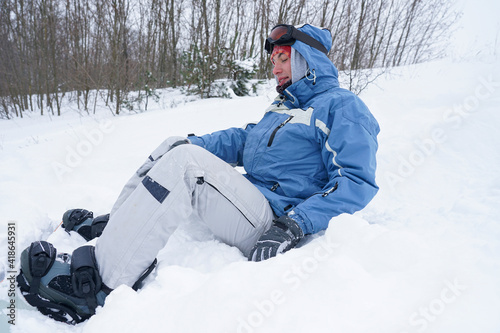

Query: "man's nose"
(273, 64), (281, 75)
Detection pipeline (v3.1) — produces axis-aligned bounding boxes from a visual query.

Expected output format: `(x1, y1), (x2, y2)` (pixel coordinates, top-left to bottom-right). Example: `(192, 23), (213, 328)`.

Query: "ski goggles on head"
(265, 24), (329, 55)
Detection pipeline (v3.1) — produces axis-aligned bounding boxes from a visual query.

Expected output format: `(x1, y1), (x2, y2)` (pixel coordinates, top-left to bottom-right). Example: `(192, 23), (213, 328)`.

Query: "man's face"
(272, 52), (292, 87)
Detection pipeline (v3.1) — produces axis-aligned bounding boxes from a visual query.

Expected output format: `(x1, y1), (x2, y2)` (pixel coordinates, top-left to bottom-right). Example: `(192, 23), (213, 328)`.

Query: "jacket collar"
(282, 73), (338, 108)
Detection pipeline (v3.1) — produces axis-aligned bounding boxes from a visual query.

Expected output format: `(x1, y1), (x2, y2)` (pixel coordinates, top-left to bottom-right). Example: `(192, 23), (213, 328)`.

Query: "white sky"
(451, 0), (500, 58)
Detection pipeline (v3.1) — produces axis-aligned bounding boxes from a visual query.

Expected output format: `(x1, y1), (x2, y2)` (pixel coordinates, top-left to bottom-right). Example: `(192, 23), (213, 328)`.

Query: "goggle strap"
(291, 29), (329, 55)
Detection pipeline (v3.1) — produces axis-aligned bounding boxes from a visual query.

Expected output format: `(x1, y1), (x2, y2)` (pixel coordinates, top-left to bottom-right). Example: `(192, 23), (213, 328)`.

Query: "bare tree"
(0, 0), (460, 118)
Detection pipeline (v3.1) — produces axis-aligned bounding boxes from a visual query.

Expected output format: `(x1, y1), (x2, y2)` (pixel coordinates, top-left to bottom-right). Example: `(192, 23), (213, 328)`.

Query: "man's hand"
(248, 215), (304, 261)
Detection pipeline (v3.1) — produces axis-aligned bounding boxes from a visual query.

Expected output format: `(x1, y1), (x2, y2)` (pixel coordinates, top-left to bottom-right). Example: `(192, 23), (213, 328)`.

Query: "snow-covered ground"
(0, 57), (498, 333)
(1, 3), (500, 332)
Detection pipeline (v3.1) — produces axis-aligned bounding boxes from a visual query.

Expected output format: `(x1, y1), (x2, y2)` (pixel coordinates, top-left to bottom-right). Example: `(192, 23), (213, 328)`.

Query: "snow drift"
(0, 56), (499, 333)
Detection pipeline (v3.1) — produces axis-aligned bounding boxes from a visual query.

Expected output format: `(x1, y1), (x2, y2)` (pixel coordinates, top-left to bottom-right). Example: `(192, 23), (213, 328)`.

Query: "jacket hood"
(282, 24), (339, 107)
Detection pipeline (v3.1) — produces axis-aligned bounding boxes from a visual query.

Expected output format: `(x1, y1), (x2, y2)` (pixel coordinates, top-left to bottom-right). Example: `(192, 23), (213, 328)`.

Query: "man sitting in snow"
(17, 23), (380, 323)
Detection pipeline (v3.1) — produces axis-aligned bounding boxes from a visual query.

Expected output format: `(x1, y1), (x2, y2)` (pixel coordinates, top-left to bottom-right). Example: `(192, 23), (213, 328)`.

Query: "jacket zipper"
(322, 182), (338, 197)
(198, 177), (256, 228)
(300, 182), (339, 202)
(267, 115), (294, 147)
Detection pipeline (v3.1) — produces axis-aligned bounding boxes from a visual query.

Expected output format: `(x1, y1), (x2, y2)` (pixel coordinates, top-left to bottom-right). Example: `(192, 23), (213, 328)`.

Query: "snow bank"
(1, 55), (499, 333)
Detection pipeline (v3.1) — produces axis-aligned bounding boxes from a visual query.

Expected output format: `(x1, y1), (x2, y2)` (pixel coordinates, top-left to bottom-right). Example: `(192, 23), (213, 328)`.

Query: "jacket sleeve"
(188, 124), (256, 166)
(289, 96), (380, 234)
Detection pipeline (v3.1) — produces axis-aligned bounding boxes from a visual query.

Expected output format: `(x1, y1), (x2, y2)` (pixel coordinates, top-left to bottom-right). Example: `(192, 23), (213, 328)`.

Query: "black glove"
(248, 215), (304, 262)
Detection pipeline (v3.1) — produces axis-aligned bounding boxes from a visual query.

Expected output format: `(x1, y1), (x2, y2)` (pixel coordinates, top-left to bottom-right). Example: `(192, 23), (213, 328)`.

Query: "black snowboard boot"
(17, 241), (110, 324)
(17, 241), (158, 324)
(62, 209), (109, 241)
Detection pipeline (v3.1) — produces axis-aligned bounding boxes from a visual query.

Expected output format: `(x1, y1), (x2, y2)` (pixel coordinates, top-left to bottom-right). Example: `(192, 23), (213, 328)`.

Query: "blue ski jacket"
(189, 24), (379, 235)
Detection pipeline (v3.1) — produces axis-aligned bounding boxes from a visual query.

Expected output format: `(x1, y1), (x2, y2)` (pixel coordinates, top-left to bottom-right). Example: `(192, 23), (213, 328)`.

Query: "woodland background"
(0, 0), (458, 117)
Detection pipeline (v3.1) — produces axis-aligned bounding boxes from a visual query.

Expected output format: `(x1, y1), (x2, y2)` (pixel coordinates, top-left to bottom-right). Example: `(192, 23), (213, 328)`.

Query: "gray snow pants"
(95, 142), (274, 289)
